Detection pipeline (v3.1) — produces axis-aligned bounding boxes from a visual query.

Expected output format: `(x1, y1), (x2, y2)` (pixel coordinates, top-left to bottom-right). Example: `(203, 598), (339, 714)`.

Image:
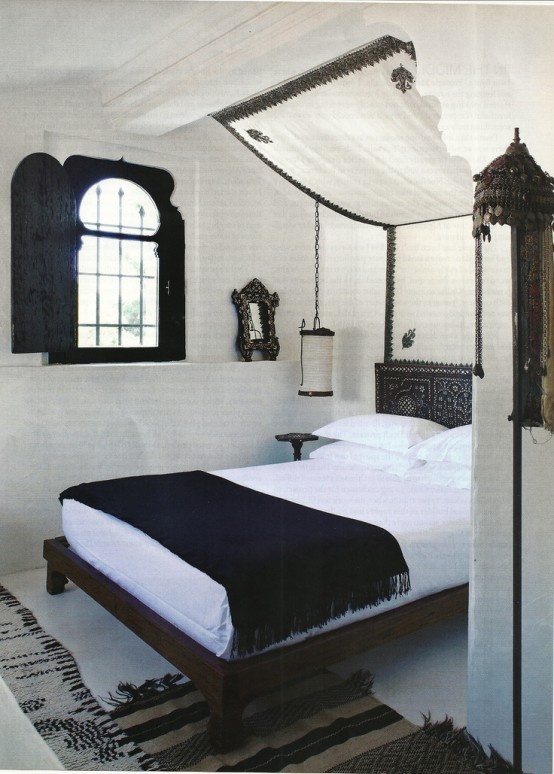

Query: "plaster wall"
(0, 85), (384, 576)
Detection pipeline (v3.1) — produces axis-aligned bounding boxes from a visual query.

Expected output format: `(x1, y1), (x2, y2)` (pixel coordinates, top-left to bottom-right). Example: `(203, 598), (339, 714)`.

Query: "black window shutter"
(11, 152), (76, 353)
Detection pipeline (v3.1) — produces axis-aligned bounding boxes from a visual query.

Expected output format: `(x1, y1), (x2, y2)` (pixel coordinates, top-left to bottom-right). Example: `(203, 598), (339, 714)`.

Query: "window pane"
(140, 326), (158, 347)
(142, 278), (158, 327)
(97, 238), (120, 276)
(121, 327), (141, 347)
(78, 275), (97, 325)
(79, 178), (159, 235)
(78, 326), (97, 347)
(142, 245), (158, 278)
(78, 236), (99, 274)
(121, 241), (144, 277)
(98, 276), (120, 325)
(99, 326), (119, 347)
(77, 236), (160, 348)
(121, 277), (141, 325)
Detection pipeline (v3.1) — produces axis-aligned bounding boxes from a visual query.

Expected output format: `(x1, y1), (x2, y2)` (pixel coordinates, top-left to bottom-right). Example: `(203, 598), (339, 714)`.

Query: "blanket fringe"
(103, 672), (184, 708)
(422, 715), (522, 773)
(232, 570), (411, 657)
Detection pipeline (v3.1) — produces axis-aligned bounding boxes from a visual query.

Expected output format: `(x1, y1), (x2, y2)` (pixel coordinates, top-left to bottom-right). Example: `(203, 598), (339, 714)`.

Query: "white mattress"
(62, 459), (471, 660)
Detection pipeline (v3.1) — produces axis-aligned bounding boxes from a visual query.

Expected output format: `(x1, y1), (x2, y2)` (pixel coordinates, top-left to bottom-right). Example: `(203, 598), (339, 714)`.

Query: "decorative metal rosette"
(472, 129), (554, 239)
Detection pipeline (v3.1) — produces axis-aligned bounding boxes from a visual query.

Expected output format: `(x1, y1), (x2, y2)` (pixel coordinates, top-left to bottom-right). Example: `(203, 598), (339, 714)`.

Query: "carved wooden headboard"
(375, 362), (472, 428)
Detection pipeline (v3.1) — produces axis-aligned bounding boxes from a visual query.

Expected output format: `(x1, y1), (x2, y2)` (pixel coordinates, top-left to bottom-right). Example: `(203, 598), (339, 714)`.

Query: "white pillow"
(309, 440), (423, 476)
(313, 413), (447, 453)
(402, 461), (472, 489)
(408, 423), (472, 465)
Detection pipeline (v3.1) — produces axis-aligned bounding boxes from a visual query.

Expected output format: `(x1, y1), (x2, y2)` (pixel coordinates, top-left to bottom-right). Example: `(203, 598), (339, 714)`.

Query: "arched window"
(77, 179), (160, 348)
(11, 154), (185, 363)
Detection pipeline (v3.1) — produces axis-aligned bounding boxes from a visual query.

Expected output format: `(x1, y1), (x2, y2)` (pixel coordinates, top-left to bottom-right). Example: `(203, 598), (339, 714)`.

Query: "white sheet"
(62, 459), (470, 660)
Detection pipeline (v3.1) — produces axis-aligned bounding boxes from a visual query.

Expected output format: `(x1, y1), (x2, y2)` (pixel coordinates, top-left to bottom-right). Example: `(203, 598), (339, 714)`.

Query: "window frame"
(11, 153), (185, 364)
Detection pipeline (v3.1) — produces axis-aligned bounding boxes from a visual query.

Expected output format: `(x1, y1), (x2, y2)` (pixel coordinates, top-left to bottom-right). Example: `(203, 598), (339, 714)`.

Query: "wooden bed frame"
(43, 361), (472, 753)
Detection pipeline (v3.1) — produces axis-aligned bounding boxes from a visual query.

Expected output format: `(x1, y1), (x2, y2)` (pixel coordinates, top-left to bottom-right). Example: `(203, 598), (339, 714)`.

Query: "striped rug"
(108, 671), (502, 772)
(0, 581), (508, 773)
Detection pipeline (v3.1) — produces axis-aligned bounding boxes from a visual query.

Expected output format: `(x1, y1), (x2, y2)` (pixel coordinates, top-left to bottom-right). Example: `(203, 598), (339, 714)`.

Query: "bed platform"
(43, 361), (472, 752)
(43, 536), (468, 752)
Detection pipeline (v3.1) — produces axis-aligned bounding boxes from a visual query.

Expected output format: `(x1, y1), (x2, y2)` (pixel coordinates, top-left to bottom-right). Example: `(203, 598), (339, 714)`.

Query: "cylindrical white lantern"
(299, 327), (335, 396)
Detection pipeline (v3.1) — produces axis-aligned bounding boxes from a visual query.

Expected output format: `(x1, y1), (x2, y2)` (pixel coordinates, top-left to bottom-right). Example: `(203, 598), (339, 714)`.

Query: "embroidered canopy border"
(211, 35), (472, 226)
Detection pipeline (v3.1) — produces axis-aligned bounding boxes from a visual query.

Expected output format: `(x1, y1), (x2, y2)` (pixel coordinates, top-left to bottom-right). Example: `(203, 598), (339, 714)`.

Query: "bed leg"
(46, 565), (68, 595)
(206, 684), (246, 753)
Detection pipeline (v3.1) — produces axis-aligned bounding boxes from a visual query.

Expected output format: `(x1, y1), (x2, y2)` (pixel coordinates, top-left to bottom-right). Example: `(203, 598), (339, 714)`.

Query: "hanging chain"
(313, 200), (320, 329)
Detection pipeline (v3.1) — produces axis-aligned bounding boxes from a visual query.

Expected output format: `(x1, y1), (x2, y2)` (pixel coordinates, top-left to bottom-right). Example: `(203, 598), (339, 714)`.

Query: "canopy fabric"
(212, 35), (473, 226)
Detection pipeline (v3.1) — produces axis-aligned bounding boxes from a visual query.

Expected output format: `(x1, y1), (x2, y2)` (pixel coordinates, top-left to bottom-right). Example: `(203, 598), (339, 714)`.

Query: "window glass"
(76, 178), (160, 349)
(79, 178), (159, 235)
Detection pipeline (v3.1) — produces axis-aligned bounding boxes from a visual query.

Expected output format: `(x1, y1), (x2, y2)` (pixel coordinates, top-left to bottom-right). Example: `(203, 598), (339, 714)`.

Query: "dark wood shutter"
(11, 153), (76, 353)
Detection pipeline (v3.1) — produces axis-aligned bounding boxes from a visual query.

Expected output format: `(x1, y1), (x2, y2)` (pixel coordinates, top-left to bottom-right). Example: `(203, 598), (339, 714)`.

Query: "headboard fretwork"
(375, 362), (472, 429)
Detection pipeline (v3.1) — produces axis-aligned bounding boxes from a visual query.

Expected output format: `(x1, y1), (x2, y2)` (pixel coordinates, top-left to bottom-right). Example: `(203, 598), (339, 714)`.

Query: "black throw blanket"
(60, 471), (410, 656)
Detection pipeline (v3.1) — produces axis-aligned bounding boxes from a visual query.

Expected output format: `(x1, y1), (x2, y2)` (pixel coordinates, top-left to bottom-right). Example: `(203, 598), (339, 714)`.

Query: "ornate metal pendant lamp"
(472, 129), (554, 774)
(299, 201), (335, 396)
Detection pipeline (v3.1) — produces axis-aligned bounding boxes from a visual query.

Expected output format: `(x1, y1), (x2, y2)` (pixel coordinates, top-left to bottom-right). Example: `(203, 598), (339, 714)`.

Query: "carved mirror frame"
(231, 278), (280, 361)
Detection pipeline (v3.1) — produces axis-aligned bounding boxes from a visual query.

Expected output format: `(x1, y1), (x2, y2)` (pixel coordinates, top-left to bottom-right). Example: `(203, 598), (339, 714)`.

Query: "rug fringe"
(422, 714), (522, 773)
(347, 669), (375, 696)
(103, 672), (184, 708)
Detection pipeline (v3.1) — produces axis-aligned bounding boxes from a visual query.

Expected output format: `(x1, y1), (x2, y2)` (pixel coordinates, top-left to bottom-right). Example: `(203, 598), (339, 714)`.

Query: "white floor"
(0, 567), (468, 771)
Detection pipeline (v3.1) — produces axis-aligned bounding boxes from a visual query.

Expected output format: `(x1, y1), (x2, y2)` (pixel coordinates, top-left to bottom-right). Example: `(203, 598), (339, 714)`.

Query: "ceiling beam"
(101, 1), (352, 135)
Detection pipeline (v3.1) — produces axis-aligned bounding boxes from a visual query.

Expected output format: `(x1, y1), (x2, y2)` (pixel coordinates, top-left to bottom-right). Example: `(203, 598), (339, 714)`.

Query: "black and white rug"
(107, 671), (512, 773)
(0, 584), (156, 770)
(0, 582), (513, 772)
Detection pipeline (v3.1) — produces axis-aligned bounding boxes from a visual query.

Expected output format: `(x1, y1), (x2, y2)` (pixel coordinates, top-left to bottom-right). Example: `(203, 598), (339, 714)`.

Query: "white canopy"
(212, 35), (472, 226)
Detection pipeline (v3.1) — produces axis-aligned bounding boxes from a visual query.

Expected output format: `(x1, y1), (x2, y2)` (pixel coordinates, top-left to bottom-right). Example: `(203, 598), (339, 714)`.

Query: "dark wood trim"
(44, 535), (468, 753)
(11, 153), (77, 353)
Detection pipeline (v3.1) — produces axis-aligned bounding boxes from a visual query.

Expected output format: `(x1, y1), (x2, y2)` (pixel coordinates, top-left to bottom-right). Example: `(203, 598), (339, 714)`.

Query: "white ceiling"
(1, 0), (551, 181)
(0, 1), (406, 135)
(0, 1), (189, 89)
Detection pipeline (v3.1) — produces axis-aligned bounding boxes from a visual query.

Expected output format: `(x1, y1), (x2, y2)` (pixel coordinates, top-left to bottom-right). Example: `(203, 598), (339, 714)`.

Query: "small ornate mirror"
(232, 278), (280, 361)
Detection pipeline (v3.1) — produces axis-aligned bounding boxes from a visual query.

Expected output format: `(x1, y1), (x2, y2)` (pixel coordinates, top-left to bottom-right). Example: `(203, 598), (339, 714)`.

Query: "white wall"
(0, 85), (384, 576)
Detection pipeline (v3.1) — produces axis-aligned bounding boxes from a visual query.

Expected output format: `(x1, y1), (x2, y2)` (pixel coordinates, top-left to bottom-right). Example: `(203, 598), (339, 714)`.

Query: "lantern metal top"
(472, 128), (554, 238)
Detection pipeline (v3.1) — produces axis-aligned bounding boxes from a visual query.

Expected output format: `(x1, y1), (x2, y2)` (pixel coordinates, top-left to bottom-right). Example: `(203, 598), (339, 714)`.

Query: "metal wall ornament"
(299, 201), (335, 396)
(390, 64), (415, 94)
(472, 129), (554, 774)
(402, 328), (416, 349)
(231, 278), (280, 361)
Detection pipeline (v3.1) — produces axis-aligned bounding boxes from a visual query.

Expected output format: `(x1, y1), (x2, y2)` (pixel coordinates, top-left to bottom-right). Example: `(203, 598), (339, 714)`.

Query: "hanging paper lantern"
(299, 326), (335, 396)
